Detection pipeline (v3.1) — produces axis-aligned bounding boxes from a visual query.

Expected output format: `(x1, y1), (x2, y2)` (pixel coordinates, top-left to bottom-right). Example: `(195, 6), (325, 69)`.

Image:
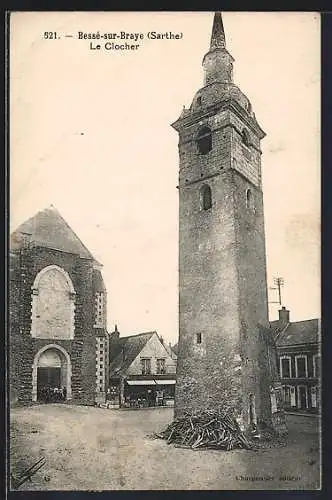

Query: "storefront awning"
(126, 379), (176, 386)
(126, 380), (156, 386)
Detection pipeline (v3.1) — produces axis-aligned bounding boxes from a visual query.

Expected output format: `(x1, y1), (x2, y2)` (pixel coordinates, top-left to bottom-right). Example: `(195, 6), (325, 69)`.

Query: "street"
(10, 404), (321, 490)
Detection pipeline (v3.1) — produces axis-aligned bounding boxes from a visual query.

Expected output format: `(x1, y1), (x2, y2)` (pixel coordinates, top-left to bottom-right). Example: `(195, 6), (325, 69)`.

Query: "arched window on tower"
(242, 129), (250, 147)
(196, 126), (212, 155)
(200, 184), (212, 211)
(246, 188), (254, 211)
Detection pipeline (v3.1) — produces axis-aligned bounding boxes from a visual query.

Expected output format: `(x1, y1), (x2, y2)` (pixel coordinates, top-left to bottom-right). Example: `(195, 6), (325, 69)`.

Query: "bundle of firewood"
(154, 409), (254, 451)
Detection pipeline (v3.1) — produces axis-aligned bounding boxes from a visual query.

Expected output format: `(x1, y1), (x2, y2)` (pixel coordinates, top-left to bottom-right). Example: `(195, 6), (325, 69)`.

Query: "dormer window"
(197, 126), (212, 154)
(197, 96), (202, 106)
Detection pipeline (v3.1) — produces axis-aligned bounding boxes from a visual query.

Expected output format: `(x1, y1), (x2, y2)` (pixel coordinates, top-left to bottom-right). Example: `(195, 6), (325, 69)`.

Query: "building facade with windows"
(108, 328), (177, 408)
(9, 206), (109, 406)
(272, 307), (321, 413)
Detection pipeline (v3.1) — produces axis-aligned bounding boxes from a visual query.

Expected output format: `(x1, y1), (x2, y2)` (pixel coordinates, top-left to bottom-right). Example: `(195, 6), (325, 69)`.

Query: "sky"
(10, 12), (321, 344)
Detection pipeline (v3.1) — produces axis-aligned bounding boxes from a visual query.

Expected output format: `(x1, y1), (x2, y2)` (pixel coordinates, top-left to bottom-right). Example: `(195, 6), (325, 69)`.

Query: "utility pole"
(268, 276), (285, 306)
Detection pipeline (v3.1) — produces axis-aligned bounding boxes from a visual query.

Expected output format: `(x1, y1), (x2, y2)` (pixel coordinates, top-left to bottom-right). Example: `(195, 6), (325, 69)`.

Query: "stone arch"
(32, 264), (75, 292)
(31, 265), (75, 339)
(32, 344), (72, 402)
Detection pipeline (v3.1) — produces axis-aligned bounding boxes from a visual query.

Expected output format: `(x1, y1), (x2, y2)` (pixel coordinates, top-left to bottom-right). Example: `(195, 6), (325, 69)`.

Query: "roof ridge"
(120, 331), (156, 340)
(288, 318), (319, 324)
(271, 317), (319, 324)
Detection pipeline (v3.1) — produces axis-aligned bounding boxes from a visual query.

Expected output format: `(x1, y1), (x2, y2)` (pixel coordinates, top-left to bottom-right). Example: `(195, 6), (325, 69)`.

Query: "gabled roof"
(11, 206), (95, 260)
(109, 331), (156, 377)
(272, 318), (320, 347)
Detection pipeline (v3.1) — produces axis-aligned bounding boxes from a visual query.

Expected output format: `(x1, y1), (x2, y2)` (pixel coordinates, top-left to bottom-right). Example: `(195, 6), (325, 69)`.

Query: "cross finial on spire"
(210, 12), (226, 51)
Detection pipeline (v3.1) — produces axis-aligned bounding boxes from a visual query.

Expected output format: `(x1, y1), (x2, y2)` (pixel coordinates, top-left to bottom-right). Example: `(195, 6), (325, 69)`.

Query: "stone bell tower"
(173, 13), (281, 430)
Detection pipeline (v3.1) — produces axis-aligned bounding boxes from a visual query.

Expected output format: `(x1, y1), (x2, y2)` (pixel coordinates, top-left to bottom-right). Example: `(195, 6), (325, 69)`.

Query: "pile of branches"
(154, 409), (255, 451)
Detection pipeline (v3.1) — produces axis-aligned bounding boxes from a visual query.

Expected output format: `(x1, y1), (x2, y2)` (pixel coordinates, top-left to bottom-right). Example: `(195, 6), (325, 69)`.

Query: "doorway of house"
(298, 386), (307, 410)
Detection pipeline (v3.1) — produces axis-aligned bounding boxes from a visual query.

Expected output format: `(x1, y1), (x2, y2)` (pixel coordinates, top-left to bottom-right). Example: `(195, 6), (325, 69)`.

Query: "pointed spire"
(202, 12), (233, 85)
(210, 12), (226, 51)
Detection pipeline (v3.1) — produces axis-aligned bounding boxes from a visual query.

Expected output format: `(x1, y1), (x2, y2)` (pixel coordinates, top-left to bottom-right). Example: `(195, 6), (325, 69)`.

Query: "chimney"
(160, 335), (164, 345)
(113, 324), (120, 338)
(278, 306), (290, 324)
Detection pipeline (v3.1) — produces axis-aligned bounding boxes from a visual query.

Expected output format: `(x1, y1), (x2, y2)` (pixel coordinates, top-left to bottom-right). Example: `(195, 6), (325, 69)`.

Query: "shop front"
(108, 376), (176, 408)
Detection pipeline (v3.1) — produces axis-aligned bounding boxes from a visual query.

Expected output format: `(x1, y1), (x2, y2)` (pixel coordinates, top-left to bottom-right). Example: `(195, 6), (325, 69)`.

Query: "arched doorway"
(32, 344), (72, 402)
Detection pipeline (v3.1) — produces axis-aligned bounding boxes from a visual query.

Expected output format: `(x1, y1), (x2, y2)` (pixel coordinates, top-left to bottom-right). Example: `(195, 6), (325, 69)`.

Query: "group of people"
(126, 389), (165, 408)
(38, 386), (67, 403)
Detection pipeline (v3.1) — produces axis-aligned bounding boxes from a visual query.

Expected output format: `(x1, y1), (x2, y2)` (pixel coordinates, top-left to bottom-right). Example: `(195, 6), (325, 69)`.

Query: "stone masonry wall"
(175, 104), (273, 428)
(9, 245), (97, 405)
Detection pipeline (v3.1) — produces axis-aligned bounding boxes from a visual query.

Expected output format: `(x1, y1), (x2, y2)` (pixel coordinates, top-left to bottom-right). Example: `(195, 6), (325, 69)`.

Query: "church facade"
(173, 13), (283, 430)
(9, 206), (109, 405)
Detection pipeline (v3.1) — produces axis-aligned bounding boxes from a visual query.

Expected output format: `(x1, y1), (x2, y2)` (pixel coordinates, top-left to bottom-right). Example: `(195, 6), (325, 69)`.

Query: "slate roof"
(11, 206), (95, 260)
(109, 331), (156, 377)
(272, 318), (320, 347)
(164, 343), (178, 359)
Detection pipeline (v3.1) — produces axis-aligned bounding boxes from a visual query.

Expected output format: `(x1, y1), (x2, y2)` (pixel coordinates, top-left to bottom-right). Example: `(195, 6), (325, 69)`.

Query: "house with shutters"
(271, 307), (321, 413)
(9, 205), (109, 406)
(108, 327), (177, 408)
